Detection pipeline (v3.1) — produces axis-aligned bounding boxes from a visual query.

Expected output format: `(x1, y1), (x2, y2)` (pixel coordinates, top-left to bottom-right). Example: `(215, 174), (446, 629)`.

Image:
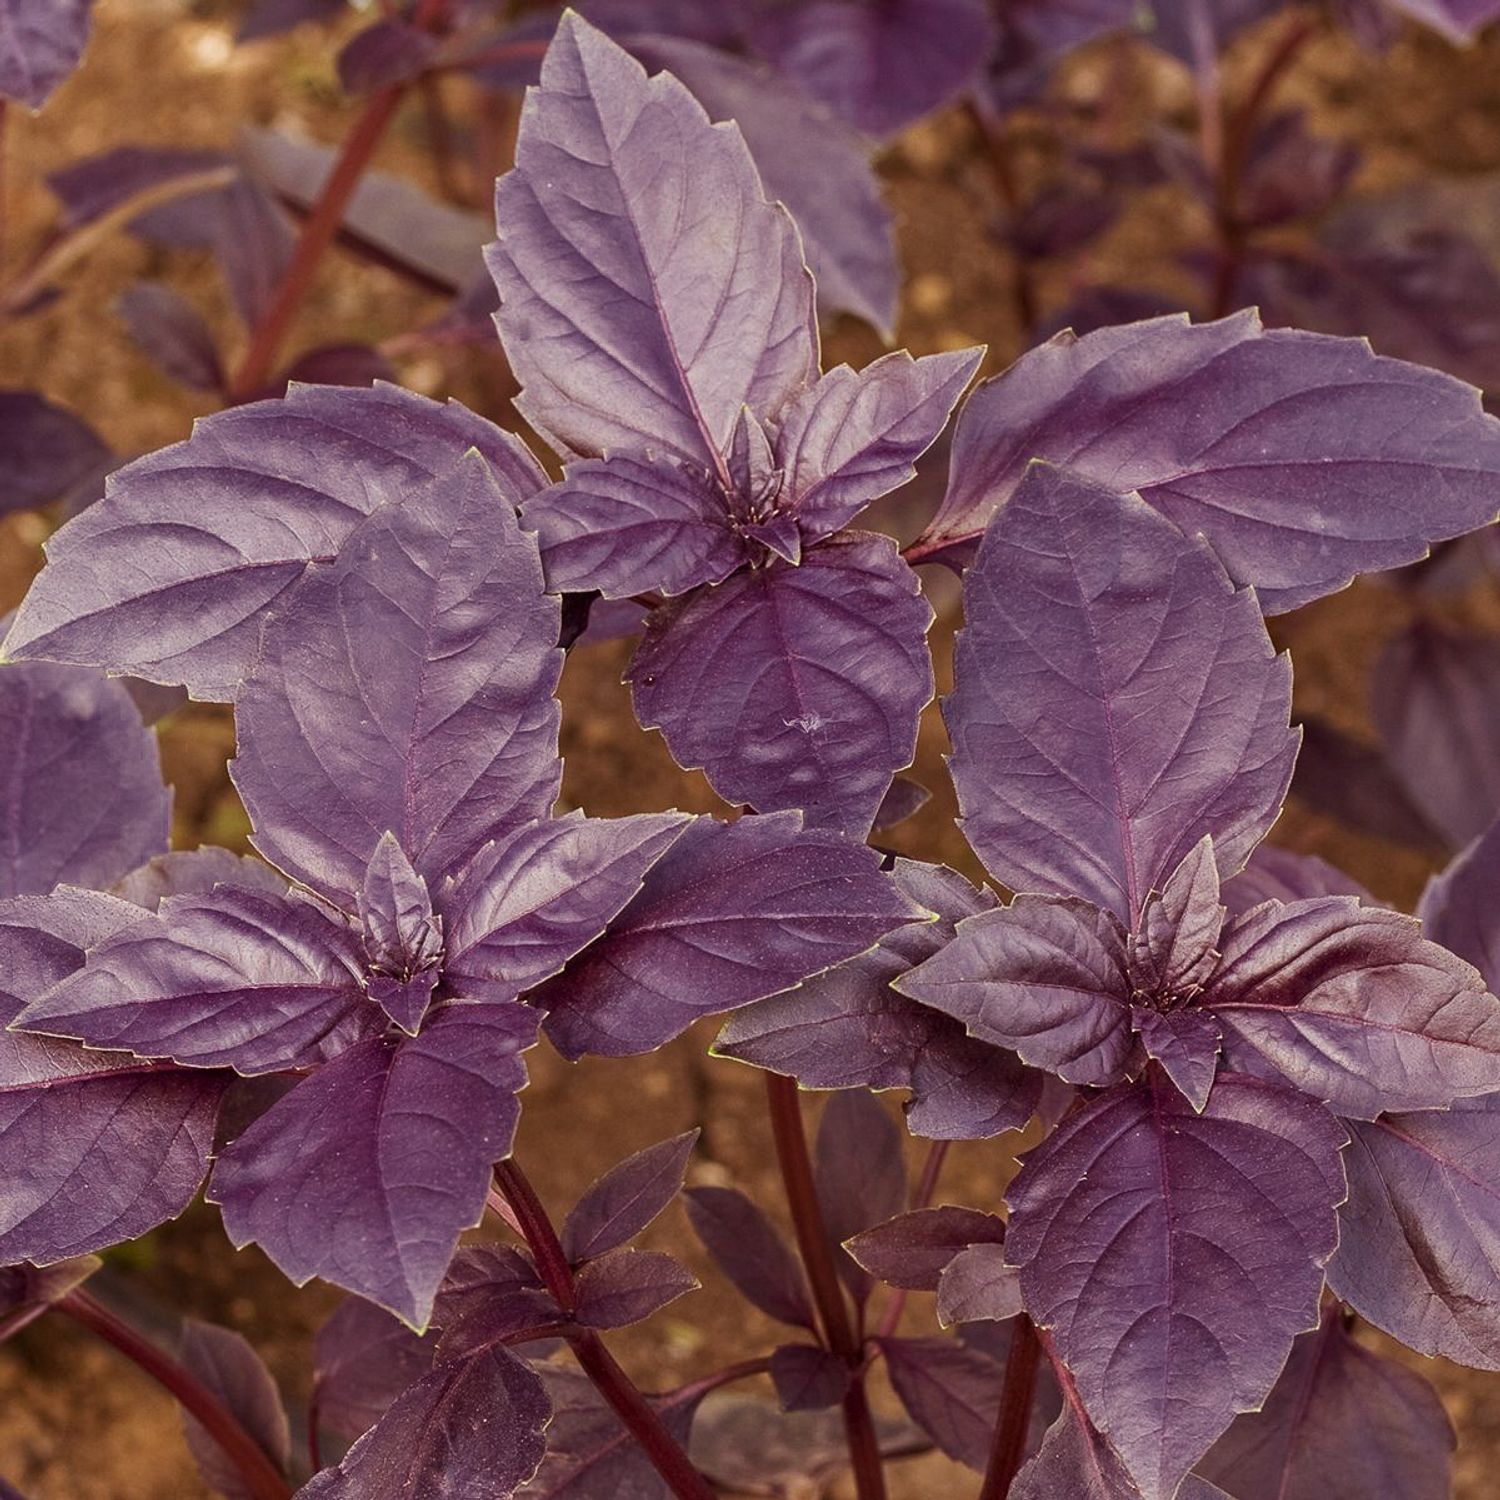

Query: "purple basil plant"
(9, 6), (1500, 1500)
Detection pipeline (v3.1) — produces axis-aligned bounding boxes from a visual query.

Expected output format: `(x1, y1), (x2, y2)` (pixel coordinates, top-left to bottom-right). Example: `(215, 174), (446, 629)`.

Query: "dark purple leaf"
(1421, 815), (1500, 986)
(299, 1344), (550, 1499)
(1131, 1007), (1221, 1112)
(716, 859), (1040, 1140)
(0, 0), (93, 107)
(1199, 1312), (1454, 1499)
(870, 776), (929, 833)
(431, 1244), (556, 1360)
(18, 885), (370, 1075)
(179, 1320), (291, 1500)
(630, 533), (933, 838)
(572, 1248), (698, 1329)
(238, 0), (346, 42)
(313, 1298), (436, 1441)
(46, 145), (230, 228)
(537, 811), (922, 1058)
(489, 14), (816, 467)
(1005, 1073), (1346, 1500)
(926, 313), (1500, 612)
(0, 662), (170, 897)
(683, 1185), (815, 1330)
(878, 1334), (1002, 1469)
(813, 1089), (906, 1299)
(945, 464), (1296, 922)
(770, 1343), (849, 1412)
(0, 1254), (98, 1315)
(1222, 844), (1376, 918)
(5, 383), (544, 699)
(0, 391), (110, 512)
(233, 454), (561, 902)
(209, 1001), (538, 1326)
(561, 1129), (699, 1264)
(1237, 111), (1359, 230)
(935, 1243), (1023, 1327)
(774, 349), (981, 543)
(521, 455), (746, 600)
(337, 19), (435, 94)
(750, 0), (994, 138)
(845, 1205), (1006, 1290)
(117, 284), (224, 393)
(1004, 183), (1120, 261)
(277, 344), (396, 391)
(1210, 898), (1500, 1119)
(1372, 620), (1500, 850)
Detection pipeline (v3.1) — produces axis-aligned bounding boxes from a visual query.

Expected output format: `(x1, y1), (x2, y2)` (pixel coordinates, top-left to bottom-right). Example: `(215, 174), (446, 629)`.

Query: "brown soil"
(3, 3), (1500, 1496)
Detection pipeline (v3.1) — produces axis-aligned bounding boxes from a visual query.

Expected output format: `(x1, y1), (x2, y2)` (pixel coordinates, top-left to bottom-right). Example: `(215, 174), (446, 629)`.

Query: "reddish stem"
(58, 1290), (291, 1500)
(977, 1314), (1041, 1500)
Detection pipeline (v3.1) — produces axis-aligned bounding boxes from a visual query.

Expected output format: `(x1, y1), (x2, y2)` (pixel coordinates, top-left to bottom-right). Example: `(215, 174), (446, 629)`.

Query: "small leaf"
(683, 1185), (816, 1330)
(431, 1244), (556, 1361)
(813, 1090), (906, 1299)
(935, 1244), (1023, 1327)
(770, 1344), (850, 1412)
(1130, 1008), (1221, 1112)
(359, 834), (441, 1035)
(0, 1254), (100, 1315)
(313, 1298), (436, 1441)
(845, 1205), (1006, 1291)
(0, 391), (110, 511)
(870, 777), (929, 833)
(573, 1249), (698, 1330)
(878, 1335), (1003, 1469)
(336, 18), (434, 94)
(1420, 813), (1500, 988)
(111, 849), (287, 912)
(1222, 844), (1375, 917)
(179, 1320), (291, 1500)
(117, 284), (223, 392)
(0, 0), (94, 108)
(561, 1129), (699, 1264)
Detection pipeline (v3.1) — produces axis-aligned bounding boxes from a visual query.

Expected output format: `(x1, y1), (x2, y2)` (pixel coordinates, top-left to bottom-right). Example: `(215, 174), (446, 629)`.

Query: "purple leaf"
(0, 1254), (99, 1315)
(1384, 0), (1500, 42)
(1222, 844), (1375, 918)
(845, 1205), (1006, 1290)
(179, 1320), (291, 1500)
(538, 810), (923, 1057)
(1372, 620), (1500, 850)
(718, 859), (1039, 1140)
(897, 894), (1134, 1087)
(630, 533), (933, 838)
(336, 19), (435, 94)
(359, 836), (442, 1036)
(945, 464), (1296, 922)
(926, 312), (1500, 612)
(299, 1344), (550, 1500)
(750, 0), (994, 138)
(572, 1248), (698, 1329)
(18, 886), (370, 1075)
(1005, 1073), (1346, 1500)
(431, 1244), (556, 1360)
(870, 776), (929, 833)
(238, 0), (346, 42)
(489, 14), (816, 467)
(523, 455), (746, 600)
(5, 383), (544, 699)
(935, 1243), (1023, 1327)
(1199, 1311), (1454, 1499)
(770, 1344), (849, 1412)
(683, 1185), (815, 1330)
(111, 849), (285, 911)
(233, 454), (562, 902)
(273, 343), (396, 394)
(878, 1334), (1002, 1469)
(774, 349), (982, 543)
(1421, 815), (1500, 987)
(1210, 898), (1500, 1119)
(814, 1089), (906, 1299)
(1329, 1096), (1500, 1369)
(0, 662), (171, 898)
(0, 0), (93, 107)
(313, 1298), (436, 1441)
(117, 284), (224, 393)
(629, 36), (897, 334)
(1130, 1007), (1221, 1113)
(560, 1129), (698, 1264)
(1127, 839), (1223, 1000)
(209, 1000), (538, 1326)
(0, 391), (110, 512)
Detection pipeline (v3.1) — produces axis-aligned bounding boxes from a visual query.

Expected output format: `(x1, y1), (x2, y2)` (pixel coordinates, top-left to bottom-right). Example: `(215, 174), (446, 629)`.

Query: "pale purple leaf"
(770, 1343), (849, 1412)
(1210, 898), (1500, 1119)
(1383, 0), (1500, 42)
(945, 464), (1296, 921)
(927, 312), (1500, 612)
(0, 391), (110, 512)
(489, 14), (816, 466)
(117, 284), (224, 393)
(751, 0), (994, 138)
(814, 1088), (906, 1299)
(878, 1334), (1002, 1469)
(630, 533), (933, 838)
(561, 1129), (698, 1264)
(683, 1185), (815, 1330)
(209, 1000), (538, 1326)
(0, 662), (170, 898)
(314, 1298), (436, 1441)
(1005, 1073), (1346, 1500)
(1131, 1007), (1221, 1112)
(1222, 845), (1375, 918)
(233, 454), (562, 902)
(572, 1248), (698, 1329)
(359, 836), (441, 1036)
(717, 859), (1040, 1140)
(5, 383), (545, 698)
(0, 0), (93, 108)
(179, 1320), (291, 1500)
(936, 1243), (1023, 1327)
(845, 1205), (1006, 1290)
(537, 810), (923, 1058)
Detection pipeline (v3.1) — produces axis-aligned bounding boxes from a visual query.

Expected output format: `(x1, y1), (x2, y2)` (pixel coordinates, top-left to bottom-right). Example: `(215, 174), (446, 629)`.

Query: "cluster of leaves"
(8, 3), (1500, 1500)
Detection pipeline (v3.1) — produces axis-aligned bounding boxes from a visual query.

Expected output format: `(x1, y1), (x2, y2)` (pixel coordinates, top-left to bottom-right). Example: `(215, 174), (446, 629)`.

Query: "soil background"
(2, 2), (1499, 1495)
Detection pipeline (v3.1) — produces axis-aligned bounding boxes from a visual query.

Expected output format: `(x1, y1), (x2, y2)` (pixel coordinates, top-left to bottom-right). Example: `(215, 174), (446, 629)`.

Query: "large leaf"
(946, 465), (1295, 923)
(536, 810), (924, 1057)
(1198, 1312), (1453, 1499)
(179, 1320), (292, 1500)
(0, 0), (93, 107)
(0, 662), (170, 898)
(1005, 1073), (1346, 1500)
(5, 384), (544, 699)
(489, 14), (816, 468)
(925, 312), (1500, 612)
(717, 859), (1040, 1139)
(630, 533), (933, 838)
(209, 1001), (538, 1327)
(233, 455), (562, 902)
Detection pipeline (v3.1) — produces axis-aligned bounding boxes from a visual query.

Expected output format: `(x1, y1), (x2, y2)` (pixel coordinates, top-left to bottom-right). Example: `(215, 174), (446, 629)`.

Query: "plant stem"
(57, 1290), (291, 1500)
(492, 1159), (718, 1500)
(763, 1075), (887, 1500)
(977, 1314), (1040, 1500)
